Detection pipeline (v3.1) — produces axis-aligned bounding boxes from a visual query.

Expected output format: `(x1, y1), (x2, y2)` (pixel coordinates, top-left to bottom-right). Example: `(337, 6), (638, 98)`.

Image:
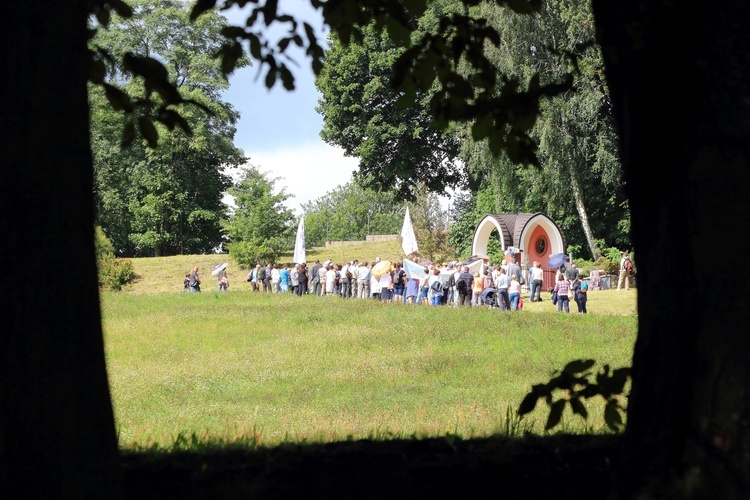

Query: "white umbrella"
(211, 262), (228, 276)
(293, 216), (306, 264)
(400, 206), (418, 256)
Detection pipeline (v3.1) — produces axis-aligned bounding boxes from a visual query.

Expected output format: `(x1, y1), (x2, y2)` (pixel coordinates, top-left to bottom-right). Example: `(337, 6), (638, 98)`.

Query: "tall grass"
(102, 283), (637, 449)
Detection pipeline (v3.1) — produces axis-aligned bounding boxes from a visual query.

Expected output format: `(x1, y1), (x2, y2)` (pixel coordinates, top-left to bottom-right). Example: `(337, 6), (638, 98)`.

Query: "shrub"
(96, 226), (135, 290)
(99, 258), (136, 291)
(228, 240), (283, 269)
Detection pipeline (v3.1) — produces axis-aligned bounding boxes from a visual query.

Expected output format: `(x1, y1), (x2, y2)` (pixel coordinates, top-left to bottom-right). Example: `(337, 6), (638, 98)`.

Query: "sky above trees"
(220, 2), (359, 214)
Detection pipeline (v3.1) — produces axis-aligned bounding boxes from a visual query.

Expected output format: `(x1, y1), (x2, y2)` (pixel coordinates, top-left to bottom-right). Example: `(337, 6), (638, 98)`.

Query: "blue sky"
(221, 3), (358, 215)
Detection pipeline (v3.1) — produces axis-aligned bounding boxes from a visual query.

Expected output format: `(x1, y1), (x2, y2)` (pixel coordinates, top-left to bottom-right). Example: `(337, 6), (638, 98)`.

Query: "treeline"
(93, 0), (631, 266)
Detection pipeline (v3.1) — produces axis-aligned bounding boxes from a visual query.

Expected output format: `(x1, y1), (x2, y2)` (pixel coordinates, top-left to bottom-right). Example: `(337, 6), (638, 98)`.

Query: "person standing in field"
(565, 263), (580, 283)
(617, 251), (633, 291)
(188, 266), (201, 293)
(456, 266), (474, 306)
(217, 267), (228, 292)
(419, 267), (431, 305)
(309, 260), (322, 296)
(530, 261), (544, 302)
(350, 260), (359, 298)
(262, 263), (273, 292)
(392, 262), (406, 303)
(250, 264), (261, 292)
(325, 264), (336, 296)
(571, 277), (588, 313)
(494, 267), (510, 311)
(553, 273), (571, 313)
(279, 264), (290, 293)
(357, 261), (371, 299)
(507, 258), (522, 289)
(508, 274), (521, 310)
(290, 264), (299, 295)
(471, 272), (484, 306)
(297, 264), (309, 296)
(428, 268), (444, 306)
(404, 273), (420, 304)
(271, 264), (280, 293)
(379, 265), (393, 302)
(318, 263), (328, 296)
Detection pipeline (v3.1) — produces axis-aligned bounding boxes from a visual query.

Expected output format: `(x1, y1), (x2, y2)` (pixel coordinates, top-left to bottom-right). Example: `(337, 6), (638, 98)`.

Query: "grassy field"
(104, 251), (638, 450)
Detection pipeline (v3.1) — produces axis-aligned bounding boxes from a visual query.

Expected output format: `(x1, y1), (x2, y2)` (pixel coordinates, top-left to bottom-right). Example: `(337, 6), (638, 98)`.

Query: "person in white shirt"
(325, 264), (336, 295)
(530, 261), (544, 302)
(357, 261), (371, 299)
(271, 265), (280, 293)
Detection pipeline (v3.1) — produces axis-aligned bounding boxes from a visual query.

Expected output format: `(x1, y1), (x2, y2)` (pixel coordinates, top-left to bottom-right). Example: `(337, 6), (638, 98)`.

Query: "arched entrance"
(472, 213), (566, 290)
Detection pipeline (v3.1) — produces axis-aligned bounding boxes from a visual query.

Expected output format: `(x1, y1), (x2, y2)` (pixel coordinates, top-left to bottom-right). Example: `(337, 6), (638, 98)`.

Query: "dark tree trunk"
(0, 2), (120, 497)
(592, 0), (750, 496)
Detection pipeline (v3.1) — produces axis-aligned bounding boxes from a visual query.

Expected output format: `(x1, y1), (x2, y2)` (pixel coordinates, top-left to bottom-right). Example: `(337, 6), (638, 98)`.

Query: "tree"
(458, 0), (628, 260)
(2, 0), (749, 496)
(406, 184), (453, 263)
(301, 182), (402, 247)
(316, 22), (464, 200)
(90, 0), (246, 256)
(223, 166), (295, 266)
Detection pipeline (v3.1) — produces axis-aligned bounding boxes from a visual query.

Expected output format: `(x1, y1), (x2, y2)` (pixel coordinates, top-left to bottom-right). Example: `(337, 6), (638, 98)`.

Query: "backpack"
(393, 269), (404, 286)
(456, 278), (468, 294)
(346, 271), (353, 280)
(447, 275), (456, 288)
(430, 280), (443, 293)
(258, 268), (267, 280)
(624, 259), (634, 272)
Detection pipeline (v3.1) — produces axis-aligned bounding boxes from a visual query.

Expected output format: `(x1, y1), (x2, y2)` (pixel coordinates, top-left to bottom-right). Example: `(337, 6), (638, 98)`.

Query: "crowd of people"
(216, 256), (599, 313)
(181, 253), (637, 316)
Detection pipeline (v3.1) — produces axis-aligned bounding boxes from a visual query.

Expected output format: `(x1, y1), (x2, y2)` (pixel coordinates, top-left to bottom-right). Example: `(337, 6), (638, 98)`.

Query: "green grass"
(103, 262), (637, 449)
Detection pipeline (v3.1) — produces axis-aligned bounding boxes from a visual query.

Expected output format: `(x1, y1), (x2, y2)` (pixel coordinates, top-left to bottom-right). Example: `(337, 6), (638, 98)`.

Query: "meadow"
(104, 249), (637, 450)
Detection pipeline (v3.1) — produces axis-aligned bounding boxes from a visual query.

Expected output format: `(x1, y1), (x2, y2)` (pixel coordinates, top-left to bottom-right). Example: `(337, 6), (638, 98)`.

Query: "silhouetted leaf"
(102, 83), (133, 112)
(138, 116), (158, 148)
(518, 392), (538, 416)
(569, 397), (588, 419)
(120, 120), (135, 148)
(545, 399), (565, 430)
(604, 401), (623, 431)
(563, 359), (596, 376)
(264, 69), (277, 89)
(108, 0), (133, 19)
(89, 58), (106, 84)
(190, 0), (217, 21)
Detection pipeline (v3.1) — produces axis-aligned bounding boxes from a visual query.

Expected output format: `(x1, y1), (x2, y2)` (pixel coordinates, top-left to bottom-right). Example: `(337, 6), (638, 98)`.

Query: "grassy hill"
(120, 239), (406, 294)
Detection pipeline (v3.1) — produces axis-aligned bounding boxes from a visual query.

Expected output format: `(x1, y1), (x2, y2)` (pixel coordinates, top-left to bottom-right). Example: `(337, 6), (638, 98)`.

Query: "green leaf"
(545, 399), (565, 430)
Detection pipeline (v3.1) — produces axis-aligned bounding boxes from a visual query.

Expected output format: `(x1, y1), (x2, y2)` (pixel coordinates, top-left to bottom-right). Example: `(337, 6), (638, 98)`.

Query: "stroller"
(481, 287), (498, 308)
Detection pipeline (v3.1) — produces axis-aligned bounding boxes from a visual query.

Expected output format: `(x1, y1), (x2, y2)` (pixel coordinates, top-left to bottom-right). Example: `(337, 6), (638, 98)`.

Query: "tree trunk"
(592, 0), (750, 496)
(0, 3), (120, 497)
(566, 162), (601, 260)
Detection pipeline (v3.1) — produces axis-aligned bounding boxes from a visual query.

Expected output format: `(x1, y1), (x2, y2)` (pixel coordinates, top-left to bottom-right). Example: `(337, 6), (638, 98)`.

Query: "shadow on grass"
(121, 433), (620, 499)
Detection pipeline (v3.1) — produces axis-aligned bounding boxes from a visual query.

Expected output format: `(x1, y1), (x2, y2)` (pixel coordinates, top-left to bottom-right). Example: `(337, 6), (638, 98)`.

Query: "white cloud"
(224, 142), (360, 215)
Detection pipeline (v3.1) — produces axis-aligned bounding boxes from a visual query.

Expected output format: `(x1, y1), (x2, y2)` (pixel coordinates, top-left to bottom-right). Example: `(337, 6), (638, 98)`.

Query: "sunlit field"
(104, 252), (637, 449)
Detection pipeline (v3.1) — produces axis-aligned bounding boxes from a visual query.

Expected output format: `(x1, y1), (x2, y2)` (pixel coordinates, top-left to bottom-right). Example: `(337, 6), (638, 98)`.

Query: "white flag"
(400, 207), (418, 256)
(293, 216), (306, 264)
